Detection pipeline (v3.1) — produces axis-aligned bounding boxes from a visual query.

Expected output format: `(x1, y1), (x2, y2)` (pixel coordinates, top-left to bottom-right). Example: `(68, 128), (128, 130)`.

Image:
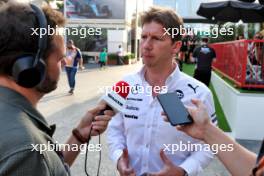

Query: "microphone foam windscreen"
(112, 81), (130, 99)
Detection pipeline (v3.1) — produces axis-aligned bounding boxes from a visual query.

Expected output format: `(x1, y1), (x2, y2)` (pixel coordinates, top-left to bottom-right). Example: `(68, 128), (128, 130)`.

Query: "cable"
(84, 125), (102, 176)
(97, 133), (101, 176)
(84, 125), (92, 176)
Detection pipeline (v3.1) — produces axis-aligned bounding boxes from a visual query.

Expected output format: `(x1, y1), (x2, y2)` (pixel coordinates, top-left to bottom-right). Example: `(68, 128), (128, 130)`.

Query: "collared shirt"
(0, 86), (70, 176)
(107, 65), (217, 176)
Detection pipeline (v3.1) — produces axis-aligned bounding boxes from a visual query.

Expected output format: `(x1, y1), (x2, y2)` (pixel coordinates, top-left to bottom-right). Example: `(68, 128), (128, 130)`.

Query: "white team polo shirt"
(107, 65), (217, 176)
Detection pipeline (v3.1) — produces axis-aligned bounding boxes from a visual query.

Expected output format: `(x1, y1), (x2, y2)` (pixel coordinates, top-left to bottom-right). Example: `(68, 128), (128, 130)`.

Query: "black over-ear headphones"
(12, 4), (47, 88)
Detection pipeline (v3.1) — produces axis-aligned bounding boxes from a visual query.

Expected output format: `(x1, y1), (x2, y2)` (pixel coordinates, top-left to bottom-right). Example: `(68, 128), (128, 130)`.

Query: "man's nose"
(142, 38), (153, 50)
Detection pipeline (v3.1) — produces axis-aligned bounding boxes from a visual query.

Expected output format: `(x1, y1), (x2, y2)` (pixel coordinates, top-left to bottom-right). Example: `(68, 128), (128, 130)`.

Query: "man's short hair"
(140, 6), (183, 43)
(0, 1), (65, 76)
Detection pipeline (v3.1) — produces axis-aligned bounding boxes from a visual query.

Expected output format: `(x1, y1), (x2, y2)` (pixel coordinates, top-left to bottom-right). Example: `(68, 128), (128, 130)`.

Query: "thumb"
(123, 148), (129, 159)
(159, 149), (172, 166)
(88, 104), (106, 115)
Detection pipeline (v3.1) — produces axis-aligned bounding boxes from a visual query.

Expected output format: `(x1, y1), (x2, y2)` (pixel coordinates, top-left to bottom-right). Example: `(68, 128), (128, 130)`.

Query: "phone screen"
(157, 92), (193, 126)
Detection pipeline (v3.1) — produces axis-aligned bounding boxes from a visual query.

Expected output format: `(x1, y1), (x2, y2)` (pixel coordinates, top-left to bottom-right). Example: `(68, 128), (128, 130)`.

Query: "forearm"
(63, 126), (92, 166)
(204, 123), (257, 175)
(62, 135), (83, 166)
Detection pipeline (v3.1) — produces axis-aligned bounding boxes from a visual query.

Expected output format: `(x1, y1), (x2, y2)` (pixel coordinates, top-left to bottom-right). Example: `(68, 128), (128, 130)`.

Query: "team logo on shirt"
(127, 97), (143, 101)
(131, 84), (140, 95)
(126, 105), (139, 111)
(175, 90), (184, 99)
(124, 114), (138, 119)
(187, 83), (199, 94)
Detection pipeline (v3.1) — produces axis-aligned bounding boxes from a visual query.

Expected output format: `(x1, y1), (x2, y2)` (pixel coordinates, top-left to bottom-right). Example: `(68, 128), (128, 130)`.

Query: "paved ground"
(38, 62), (261, 176)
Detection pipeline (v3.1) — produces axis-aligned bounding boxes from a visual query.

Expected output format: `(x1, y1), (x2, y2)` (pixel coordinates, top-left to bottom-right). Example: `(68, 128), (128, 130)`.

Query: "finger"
(88, 104), (106, 115)
(258, 157), (264, 167)
(148, 171), (164, 176)
(159, 149), (172, 165)
(94, 115), (112, 121)
(123, 168), (135, 175)
(176, 124), (191, 133)
(91, 125), (107, 132)
(130, 171), (136, 176)
(104, 110), (115, 116)
(92, 119), (109, 126)
(256, 167), (264, 176)
(162, 115), (169, 122)
(176, 125), (183, 131)
(186, 107), (196, 117)
(123, 148), (129, 159)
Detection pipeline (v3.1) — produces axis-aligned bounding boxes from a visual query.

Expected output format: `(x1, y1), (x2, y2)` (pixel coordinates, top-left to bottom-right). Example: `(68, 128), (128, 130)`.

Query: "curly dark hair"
(0, 1), (66, 76)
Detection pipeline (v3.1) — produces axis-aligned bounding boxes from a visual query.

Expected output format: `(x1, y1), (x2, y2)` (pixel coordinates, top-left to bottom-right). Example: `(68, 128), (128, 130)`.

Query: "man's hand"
(117, 149), (136, 176)
(77, 103), (115, 138)
(256, 168), (264, 176)
(148, 150), (186, 176)
(255, 157), (264, 176)
(162, 99), (211, 141)
(176, 99), (212, 140)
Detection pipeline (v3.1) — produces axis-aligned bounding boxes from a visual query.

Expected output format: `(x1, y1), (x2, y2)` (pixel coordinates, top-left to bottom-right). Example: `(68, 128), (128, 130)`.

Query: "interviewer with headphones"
(0, 1), (114, 175)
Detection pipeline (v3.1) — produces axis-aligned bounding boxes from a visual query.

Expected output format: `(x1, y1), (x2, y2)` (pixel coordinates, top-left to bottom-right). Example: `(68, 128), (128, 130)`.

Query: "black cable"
(84, 125), (101, 176)
(84, 125), (92, 176)
(97, 133), (101, 176)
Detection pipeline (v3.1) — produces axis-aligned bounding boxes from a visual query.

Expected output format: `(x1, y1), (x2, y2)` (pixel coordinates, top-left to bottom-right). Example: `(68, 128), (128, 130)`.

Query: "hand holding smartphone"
(157, 92), (193, 126)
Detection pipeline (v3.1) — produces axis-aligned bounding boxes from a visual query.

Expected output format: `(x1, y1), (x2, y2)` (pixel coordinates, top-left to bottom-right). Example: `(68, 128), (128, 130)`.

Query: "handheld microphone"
(85, 81), (130, 176)
(98, 81), (130, 115)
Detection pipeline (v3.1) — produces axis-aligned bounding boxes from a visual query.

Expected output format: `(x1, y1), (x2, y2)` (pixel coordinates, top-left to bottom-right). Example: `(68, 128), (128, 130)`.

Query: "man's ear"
(172, 41), (182, 55)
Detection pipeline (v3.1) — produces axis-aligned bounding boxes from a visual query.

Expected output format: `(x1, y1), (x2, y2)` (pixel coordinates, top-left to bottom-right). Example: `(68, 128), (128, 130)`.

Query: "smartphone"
(257, 140), (264, 163)
(157, 92), (193, 126)
(252, 139), (264, 175)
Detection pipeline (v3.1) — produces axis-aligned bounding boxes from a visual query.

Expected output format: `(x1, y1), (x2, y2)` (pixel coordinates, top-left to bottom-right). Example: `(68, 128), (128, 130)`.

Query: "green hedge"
(108, 53), (136, 61)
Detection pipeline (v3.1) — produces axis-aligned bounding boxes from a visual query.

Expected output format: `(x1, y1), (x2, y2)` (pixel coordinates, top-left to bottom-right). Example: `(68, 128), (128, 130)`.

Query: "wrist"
(72, 128), (89, 144)
(203, 121), (217, 143)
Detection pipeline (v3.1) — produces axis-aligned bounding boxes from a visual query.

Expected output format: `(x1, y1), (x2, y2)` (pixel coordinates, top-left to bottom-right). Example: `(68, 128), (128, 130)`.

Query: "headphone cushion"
(12, 55), (46, 88)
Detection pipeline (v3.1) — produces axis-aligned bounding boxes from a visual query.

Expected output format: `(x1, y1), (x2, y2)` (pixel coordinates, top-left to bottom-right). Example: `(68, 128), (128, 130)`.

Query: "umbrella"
(238, 0), (264, 5)
(197, 0), (264, 23)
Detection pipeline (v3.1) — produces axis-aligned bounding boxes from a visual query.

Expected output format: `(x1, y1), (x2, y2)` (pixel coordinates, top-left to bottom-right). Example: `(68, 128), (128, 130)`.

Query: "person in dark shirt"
(188, 35), (197, 63)
(0, 2), (114, 175)
(179, 35), (189, 62)
(192, 37), (216, 87)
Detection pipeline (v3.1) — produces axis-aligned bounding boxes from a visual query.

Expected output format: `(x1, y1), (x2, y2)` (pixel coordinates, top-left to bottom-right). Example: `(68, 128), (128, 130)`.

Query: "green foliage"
(236, 24), (244, 36)
(108, 53), (136, 61)
(108, 53), (118, 61)
(56, 3), (64, 12)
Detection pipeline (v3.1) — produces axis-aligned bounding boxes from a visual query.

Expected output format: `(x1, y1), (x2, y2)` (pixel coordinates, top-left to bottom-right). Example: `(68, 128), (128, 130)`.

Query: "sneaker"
(68, 89), (74, 94)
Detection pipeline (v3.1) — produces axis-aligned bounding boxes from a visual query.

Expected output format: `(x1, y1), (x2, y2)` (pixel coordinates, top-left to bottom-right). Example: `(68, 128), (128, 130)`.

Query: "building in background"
(64, 0), (152, 59)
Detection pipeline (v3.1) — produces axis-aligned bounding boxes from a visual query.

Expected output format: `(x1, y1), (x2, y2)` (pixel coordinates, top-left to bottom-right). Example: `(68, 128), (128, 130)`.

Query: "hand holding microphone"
(75, 80), (131, 141)
(98, 80), (130, 115)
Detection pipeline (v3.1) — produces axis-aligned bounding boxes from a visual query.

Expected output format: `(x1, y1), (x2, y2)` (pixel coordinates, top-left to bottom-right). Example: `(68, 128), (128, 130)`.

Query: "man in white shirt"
(107, 6), (217, 176)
